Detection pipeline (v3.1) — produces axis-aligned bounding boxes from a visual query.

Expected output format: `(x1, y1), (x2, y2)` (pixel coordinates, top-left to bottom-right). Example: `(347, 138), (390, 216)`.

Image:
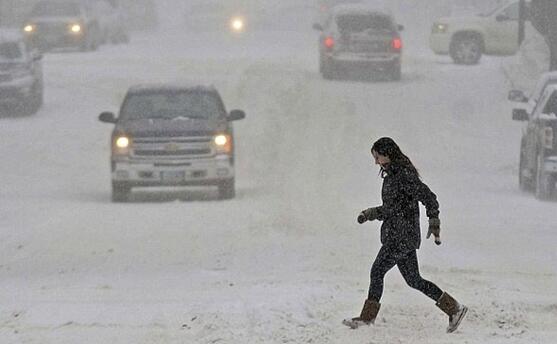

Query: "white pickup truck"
(429, 0), (527, 65)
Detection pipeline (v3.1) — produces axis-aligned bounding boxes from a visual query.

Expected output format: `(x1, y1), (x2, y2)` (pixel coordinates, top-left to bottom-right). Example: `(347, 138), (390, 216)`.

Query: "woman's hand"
(357, 207), (380, 224)
(427, 218), (442, 245)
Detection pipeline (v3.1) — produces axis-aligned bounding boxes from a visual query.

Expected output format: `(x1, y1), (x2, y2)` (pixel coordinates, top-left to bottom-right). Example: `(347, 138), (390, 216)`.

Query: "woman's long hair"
(371, 137), (419, 178)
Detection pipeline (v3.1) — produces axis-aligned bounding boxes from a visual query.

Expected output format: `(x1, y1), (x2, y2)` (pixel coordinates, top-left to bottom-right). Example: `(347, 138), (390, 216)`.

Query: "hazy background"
(0, 1), (555, 343)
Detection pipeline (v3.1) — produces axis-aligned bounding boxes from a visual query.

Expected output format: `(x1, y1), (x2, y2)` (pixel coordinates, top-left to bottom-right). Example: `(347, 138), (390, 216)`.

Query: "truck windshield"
(31, 2), (80, 17)
(336, 14), (394, 33)
(0, 42), (23, 61)
(120, 91), (223, 120)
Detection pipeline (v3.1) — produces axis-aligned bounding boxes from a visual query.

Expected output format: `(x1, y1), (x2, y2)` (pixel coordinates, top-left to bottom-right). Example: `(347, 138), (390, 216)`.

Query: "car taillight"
(324, 36), (335, 50)
(542, 126), (554, 149)
(391, 37), (402, 51)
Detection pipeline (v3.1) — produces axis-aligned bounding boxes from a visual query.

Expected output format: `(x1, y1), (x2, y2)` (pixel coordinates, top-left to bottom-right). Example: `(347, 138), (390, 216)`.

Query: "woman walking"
(343, 137), (467, 333)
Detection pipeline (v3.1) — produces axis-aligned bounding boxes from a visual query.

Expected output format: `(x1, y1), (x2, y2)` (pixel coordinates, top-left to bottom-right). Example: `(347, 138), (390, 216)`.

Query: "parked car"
(0, 30), (43, 116)
(312, 4), (403, 80)
(98, 84), (246, 202)
(22, 0), (102, 52)
(430, 0), (529, 65)
(512, 84), (557, 199)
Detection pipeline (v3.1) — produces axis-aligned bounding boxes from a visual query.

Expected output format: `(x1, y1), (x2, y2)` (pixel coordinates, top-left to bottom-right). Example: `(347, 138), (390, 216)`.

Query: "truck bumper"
(327, 53), (400, 70)
(112, 155), (234, 187)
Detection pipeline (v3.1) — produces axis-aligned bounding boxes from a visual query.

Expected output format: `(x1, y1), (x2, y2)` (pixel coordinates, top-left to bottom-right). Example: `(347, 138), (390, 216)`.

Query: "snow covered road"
(1, 23), (556, 344)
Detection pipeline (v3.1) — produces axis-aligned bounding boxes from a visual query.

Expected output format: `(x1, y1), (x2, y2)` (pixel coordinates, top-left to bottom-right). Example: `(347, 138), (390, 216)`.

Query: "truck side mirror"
(99, 111), (117, 123)
(508, 89), (528, 103)
(228, 109), (245, 121)
(512, 108), (529, 121)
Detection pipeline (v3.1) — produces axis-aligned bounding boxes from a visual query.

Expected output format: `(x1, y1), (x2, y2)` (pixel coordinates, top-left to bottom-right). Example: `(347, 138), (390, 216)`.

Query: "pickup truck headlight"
(113, 135), (131, 155)
(69, 24), (82, 34)
(230, 17), (245, 33)
(214, 134), (232, 154)
(116, 136), (130, 148)
(23, 24), (36, 33)
(432, 23), (448, 34)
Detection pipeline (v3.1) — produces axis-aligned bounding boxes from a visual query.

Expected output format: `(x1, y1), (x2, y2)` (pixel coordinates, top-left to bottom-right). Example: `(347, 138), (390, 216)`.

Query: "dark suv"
(312, 4), (404, 80)
(22, 0), (102, 52)
(0, 30), (43, 116)
(512, 84), (557, 200)
(99, 84), (246, 202)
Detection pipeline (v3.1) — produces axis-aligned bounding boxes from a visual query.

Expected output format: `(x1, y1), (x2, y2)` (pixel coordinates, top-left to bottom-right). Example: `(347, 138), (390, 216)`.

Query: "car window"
(530, 77), (557, 101)
(542, 91), (557, 115)
(336, 13), (394, 33)
(121, 91), (224, 120)
(31, 1), (81, 17)
(0, 41), (24, 61)
(533, 89), (553, 117)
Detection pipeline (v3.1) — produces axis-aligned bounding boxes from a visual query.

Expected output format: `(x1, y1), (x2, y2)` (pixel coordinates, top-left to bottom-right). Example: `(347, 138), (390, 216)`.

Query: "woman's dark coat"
(376, 164), (439, 251)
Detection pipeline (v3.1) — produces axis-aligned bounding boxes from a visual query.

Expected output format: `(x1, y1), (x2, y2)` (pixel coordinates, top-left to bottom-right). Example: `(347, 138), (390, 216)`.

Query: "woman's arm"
(402, 170), (440, 218)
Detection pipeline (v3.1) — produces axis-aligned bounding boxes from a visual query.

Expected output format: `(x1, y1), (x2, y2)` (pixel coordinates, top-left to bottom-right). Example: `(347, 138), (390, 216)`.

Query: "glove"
(427, 218), (442, 245)
(357, 207), (380, 224)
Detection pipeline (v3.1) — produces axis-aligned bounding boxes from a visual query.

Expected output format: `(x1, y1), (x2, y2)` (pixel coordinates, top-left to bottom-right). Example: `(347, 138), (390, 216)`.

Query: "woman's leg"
(368, 245), (398, 301)
(397, 250), (443, 301)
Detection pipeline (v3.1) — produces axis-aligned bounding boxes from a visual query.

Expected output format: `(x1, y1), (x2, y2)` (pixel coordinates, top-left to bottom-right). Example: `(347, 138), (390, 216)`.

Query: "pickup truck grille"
(134, 148), (211, 156)
(36, 22), (69, 35)
(131, 136), (214, 159)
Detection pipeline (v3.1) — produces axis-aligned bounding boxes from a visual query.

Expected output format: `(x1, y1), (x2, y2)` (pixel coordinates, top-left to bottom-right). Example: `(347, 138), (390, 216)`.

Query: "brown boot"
(342, 299), (381, 329)
(436, 292), (468, 333)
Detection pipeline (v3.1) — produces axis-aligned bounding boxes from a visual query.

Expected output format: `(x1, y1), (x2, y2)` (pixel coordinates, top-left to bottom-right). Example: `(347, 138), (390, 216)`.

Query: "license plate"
(161, 171), (185, 182)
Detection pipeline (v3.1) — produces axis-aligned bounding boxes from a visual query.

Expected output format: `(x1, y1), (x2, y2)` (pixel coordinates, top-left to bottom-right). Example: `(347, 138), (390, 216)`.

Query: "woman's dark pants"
(368, 244), (443, 302)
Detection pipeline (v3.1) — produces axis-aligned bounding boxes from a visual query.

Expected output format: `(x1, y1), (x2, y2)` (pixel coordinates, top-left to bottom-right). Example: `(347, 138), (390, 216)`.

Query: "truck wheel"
(535, 155), (552, 200)
(218, 178), (235, 200)
(112, 182), (131, 202)
(449, 35), (482, 65)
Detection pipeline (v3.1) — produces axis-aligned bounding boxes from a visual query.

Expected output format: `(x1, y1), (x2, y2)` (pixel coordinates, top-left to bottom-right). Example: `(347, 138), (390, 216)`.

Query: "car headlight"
(230, 17), (245, 33)
(115, 136), (130, 148)
(432, 23), (448, 34)
(113, 135), (131, 155)
(23, 24), (36, 33)
(69, 24), (82, 34)
(214, 134), (232, 154)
